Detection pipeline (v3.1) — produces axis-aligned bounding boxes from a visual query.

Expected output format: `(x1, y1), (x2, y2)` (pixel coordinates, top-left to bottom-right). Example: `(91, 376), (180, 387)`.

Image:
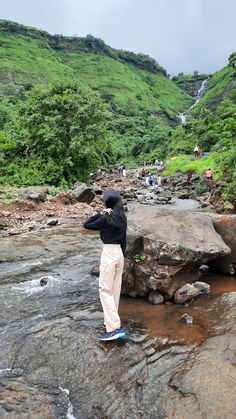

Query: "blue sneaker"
(99, 327), (126, 341)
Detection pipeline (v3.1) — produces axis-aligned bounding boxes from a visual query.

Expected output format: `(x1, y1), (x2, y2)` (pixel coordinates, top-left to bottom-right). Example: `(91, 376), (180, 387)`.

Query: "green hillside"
(191, 65), (236, 113)
(172, 72), (210, 97)
(0, 19), (195, 182)
(167, 56), (236, 203)
(0, 34), (77, 87)
(0, 20), (192, 117)
(0, 19), (235, 201)
(58, 50), (191, 115)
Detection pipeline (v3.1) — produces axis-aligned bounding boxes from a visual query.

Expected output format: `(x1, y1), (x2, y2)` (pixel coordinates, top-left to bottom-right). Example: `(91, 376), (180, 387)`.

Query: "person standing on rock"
(83, 190), (127, 341)
(194, 145), (199, 157)
(187, 171), (193, 185)
(148, 173), (154, 186)
(206, 168), (213, 180)
(157, 175), (162, 187)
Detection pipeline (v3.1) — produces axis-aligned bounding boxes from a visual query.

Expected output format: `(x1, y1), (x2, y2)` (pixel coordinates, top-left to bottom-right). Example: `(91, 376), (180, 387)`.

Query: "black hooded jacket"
(83, 213), (127, 255)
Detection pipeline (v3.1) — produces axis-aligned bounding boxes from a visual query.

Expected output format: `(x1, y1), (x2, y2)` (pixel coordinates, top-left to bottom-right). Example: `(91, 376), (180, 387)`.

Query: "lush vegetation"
(0, 19), (193, 185)
(166, 55), (236, 202)
(0, 20), (167, 75)
(191, 64), (236, 113)
(0, 19), (235, 204)
(166, 98), (236, 201)
(0, 84), (111, 185)
(164, 154), (218, 176)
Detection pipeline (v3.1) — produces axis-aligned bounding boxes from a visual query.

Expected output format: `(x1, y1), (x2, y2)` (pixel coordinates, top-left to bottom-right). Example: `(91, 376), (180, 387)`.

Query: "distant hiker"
(206, 168), (213, 180)
(194, 145), (199, 157)
(141, 168), (146, 177)
(155, 159), (159, 166)
(83, 190), (127, 341)
(118, 165), (122, 175)
(187, 171), (193, 185)
(122, 165), (126, 177)
(148, 173), (154, 186)
(157, 175), (162, 187)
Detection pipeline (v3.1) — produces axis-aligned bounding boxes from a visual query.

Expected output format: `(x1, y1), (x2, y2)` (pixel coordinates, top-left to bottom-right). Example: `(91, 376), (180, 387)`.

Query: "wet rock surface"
(0, 226), (236, 418)
(148, 291), (164, 305)
(174, 283), (201, 304)
(161, 333), (236, 419)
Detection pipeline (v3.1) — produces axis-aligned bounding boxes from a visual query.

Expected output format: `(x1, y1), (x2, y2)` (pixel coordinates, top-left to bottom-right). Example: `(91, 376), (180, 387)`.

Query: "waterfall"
(179, 77), (209, 123)
(59, 387), (76, 419)
(196, 78), (209, 99)
(190, 78), (209, 109)
(179, 113), (187, 124)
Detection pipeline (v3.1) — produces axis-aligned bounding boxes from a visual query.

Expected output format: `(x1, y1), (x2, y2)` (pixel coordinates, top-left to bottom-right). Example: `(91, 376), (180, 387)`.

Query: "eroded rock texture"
(122, 206), (231, 299)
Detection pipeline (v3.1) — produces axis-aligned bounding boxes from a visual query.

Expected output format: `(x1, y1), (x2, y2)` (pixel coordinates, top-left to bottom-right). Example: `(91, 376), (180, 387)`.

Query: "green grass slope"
(59, 51), (193, 117)
(0, 34), (77, 89)
(0, 19), (193, 120)
(191, 65), (236, 113)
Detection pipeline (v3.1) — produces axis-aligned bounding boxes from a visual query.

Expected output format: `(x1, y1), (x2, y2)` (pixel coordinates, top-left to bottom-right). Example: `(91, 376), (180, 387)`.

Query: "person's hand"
(101, 208), (113, 215)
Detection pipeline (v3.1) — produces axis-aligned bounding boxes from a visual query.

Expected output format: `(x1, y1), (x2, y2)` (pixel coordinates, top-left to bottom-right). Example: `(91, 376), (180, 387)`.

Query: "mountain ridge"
(0, 19), (167, 76)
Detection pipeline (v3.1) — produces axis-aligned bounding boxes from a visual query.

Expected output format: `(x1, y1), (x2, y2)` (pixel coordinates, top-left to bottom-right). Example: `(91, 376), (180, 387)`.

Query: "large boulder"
(23, 187), (49, 202)
(72, 183), (96, 204)
(122, 205), (230, 299)
(210, 215), (236, 275)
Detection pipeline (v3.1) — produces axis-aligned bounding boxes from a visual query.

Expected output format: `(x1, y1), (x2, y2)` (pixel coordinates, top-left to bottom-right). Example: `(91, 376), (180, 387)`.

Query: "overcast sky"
(1, 0), (235, 75)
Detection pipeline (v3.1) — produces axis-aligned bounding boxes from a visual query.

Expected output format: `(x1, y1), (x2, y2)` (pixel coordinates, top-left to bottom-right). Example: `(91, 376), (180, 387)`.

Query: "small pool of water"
(120, 274), (236, 345)
(171, 197), (201, 210)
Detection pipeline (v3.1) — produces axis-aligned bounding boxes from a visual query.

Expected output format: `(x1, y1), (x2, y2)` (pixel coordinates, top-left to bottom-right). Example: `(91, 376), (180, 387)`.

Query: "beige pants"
(99, 244), (124, 332)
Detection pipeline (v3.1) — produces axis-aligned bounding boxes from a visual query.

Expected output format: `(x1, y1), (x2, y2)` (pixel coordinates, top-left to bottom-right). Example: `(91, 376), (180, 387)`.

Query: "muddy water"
(120, 275), (236, 345)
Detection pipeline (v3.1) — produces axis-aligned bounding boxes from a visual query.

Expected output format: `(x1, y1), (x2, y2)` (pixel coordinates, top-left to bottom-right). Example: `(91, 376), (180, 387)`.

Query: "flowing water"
(179, 77), (209, 124)
(179, 112), (187, 124)
(190, 78), (209, 108)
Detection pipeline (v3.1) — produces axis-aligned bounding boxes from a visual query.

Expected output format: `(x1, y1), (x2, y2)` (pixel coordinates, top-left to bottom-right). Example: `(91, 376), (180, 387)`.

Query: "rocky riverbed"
(0, 172), (236, 418)
(0, 224), (236, 418)
(0, 167), (234, 239)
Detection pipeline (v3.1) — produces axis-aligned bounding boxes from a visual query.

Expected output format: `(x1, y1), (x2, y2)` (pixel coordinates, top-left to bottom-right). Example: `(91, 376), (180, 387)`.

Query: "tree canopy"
(0, 84), (112, 185)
